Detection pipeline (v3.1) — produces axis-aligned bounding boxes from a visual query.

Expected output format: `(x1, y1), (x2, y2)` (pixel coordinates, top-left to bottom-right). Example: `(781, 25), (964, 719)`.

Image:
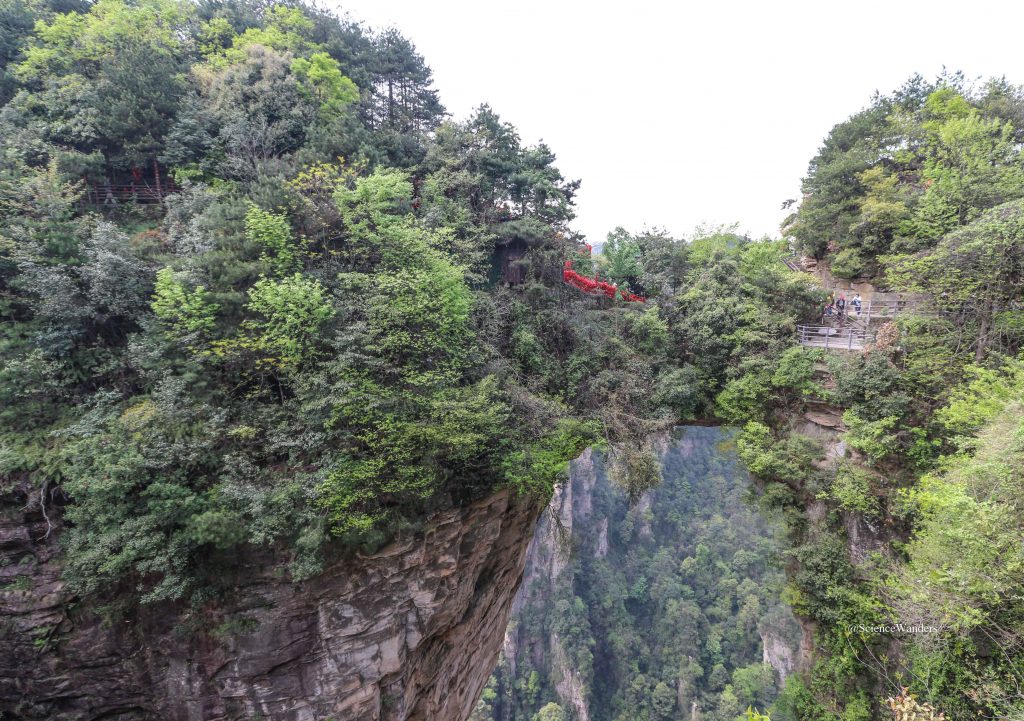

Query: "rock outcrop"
(498, 449), (598, 721)
(0, 484), (542, 721)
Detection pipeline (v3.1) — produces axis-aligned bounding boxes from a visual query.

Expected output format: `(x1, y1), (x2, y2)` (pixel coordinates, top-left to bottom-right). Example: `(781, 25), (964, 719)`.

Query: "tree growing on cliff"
(532, 703), (567, 721)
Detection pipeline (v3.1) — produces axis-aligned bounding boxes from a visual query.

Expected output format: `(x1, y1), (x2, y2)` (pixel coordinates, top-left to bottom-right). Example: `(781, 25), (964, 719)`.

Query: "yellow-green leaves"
(291, 52), (359, 117)
(17, 0), (192, 81)
(826, 462), (881, 517)
(367, 257), (473, 386)
(935, 360), (1024, 442)
(195, 4), (359, 130)
(208, 273), (333, 372)
(151, 267), (218, 337)
(891, 404), (1024, 633)
(245, 205), (302, 276)
(203, 5), (314, 66)
(501, 418), (602, 499)
(197, 17), (234, 56)
(335, 169), (415, 229)
(242, 273), (334, 370)
(841, 409), (900, 465)
(320, 376), (513, 536)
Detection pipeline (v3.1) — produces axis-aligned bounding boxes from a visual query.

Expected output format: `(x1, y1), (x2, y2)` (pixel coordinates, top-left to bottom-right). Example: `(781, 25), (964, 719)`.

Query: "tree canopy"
(0, 0), (814, 611)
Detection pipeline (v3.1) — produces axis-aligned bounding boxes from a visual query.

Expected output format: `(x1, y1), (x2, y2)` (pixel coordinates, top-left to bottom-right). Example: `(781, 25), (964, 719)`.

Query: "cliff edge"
(1, 486), (541, 721)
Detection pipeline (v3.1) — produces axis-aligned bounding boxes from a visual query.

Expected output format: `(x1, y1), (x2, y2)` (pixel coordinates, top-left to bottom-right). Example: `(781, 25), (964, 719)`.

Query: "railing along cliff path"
(781, 254), (927, 351)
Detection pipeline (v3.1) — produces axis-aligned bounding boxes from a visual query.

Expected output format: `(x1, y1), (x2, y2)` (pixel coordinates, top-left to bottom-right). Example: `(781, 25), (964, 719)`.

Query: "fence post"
(825, 328), (830, 350)
(153, 158), (162, 200)
(848, 330), (854, 350)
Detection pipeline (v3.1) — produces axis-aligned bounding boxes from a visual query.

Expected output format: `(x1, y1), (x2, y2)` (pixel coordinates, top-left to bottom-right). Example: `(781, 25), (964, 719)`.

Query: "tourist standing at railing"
(836, 294), (846, 319)
(852, 293), (862, 316)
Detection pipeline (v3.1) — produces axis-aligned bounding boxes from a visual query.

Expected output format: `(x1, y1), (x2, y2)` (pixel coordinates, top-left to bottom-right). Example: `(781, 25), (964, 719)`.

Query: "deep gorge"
(476, 427), (803, 721)
(2, 1), (1023, 719)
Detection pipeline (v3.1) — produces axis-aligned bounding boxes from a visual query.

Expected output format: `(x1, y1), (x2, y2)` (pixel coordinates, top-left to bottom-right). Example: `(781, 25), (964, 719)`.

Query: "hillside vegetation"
(0, 0), (810, 609)
(484, 75), (1024, 721)
(474, 427), (799, 721)
(743, 74), (1024, 720)
(2, 1), (1023, 718)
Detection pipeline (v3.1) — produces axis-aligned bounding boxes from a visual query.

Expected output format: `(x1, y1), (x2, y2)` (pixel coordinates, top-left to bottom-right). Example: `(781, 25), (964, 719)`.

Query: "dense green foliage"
(741, 75), (1024, 721)
(732, 343), (1024, 720)
(477, 427), (799, 721)
(5, 1), (1020, 717)
(0, 0), (814, 612)
(785, 73), (1024, 280)
(0, 0), (602, 604)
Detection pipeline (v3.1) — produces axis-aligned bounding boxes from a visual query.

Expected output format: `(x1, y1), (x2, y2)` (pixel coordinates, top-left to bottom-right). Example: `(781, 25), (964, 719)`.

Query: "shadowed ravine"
(476, 427), (803, 721)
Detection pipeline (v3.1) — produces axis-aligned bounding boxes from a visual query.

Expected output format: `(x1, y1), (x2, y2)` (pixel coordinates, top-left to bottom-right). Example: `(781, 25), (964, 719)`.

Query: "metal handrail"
(825, 298), (937, 326)
(797, 324), (874, 351)
(781, 255), (803, 272)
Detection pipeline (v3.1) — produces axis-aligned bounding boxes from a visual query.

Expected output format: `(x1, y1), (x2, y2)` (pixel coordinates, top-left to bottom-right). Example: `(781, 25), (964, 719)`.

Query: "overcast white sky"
(329, 0), (1024, 244)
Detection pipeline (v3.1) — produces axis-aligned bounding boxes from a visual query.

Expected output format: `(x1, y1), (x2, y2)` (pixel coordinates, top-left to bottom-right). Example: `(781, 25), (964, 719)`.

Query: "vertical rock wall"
(1, 485), (542, 721)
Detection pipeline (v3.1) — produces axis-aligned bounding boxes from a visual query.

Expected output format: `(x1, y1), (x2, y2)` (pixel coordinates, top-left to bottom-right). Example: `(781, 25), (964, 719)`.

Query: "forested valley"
(473, 427), (801, 721)
(1, 0), (1024, 719)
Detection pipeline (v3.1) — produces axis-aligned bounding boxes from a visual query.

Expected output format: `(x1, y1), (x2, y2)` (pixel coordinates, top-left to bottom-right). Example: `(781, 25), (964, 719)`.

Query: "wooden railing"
(83, 183), (180, 205)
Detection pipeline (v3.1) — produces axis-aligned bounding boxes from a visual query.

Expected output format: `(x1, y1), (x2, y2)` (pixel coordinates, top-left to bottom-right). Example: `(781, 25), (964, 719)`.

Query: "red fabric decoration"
(562, 260), (646, 303)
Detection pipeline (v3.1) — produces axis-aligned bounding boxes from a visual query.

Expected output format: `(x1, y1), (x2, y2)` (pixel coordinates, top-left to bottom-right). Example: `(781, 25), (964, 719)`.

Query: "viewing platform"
(782, 253), (931, 351)
(797, 325), (873, 351)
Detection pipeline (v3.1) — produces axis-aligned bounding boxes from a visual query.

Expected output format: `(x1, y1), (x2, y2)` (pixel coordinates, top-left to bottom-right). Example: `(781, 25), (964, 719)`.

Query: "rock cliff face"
(502, 450), (597, 721)
(0, 484), (541, 721)
(779, 365), (903, 682)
